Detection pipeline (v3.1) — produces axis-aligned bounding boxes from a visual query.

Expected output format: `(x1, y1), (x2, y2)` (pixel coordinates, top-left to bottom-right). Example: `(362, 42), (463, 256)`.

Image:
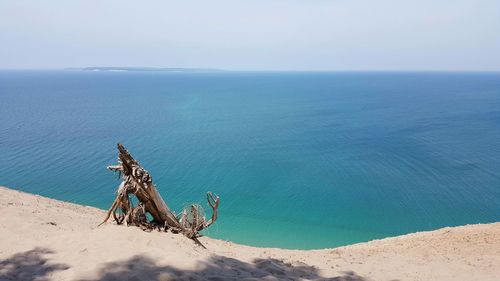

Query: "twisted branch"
(99, 143), (221, 243)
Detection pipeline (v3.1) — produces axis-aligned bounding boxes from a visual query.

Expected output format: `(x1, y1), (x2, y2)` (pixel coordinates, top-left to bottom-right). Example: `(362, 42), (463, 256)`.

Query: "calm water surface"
(1, 70), (499, 249)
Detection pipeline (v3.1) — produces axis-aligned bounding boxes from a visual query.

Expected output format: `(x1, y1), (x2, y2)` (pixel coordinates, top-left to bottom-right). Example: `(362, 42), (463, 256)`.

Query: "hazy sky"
(1, 0), (499, 70)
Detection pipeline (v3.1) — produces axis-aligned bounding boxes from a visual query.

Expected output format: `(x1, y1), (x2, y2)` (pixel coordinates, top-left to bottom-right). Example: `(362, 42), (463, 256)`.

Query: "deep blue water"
(1, 70), (499, 249)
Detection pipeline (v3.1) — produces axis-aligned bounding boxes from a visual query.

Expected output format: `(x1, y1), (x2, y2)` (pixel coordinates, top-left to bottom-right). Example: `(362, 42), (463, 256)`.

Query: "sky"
(0, 0), (499, 71)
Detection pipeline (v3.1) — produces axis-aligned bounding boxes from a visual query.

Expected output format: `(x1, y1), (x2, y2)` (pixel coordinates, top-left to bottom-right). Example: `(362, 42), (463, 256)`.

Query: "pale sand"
(0, 186), (498, 281)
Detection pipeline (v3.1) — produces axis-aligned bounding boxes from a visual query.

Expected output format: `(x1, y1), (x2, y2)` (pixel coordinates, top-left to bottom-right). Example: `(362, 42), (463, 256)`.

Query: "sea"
(1, 70), (499, 249)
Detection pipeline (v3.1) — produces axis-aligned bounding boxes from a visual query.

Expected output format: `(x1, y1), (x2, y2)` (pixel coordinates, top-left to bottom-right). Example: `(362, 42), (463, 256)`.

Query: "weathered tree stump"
(99, 144), (220, 241)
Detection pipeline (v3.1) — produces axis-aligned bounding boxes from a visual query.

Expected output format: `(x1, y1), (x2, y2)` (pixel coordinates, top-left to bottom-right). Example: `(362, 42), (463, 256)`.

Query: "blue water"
(1, 70), (499, 249)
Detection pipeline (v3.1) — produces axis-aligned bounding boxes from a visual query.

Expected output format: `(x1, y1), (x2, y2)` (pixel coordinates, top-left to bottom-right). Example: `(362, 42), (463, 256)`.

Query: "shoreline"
(1, 185), (499, 280)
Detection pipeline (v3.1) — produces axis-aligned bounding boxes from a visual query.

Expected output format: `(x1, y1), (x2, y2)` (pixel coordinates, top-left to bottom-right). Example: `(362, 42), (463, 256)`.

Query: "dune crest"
(0, 186), (499, 281)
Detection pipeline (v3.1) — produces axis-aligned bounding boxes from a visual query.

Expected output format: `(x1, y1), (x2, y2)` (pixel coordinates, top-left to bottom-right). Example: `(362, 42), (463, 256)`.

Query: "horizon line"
(1, 67), (500, 73)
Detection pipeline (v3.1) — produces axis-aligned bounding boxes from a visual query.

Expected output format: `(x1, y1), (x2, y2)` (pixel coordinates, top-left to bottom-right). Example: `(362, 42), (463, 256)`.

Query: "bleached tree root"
(99, 144), (220, 242)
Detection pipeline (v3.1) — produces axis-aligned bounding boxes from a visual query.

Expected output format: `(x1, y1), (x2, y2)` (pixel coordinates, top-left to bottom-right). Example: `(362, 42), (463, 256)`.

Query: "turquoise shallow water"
(1, 70), (499, 249)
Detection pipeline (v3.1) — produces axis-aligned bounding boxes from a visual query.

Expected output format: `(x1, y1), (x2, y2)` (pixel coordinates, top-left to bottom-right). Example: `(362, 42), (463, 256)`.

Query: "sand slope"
(0, 186), (498, 281)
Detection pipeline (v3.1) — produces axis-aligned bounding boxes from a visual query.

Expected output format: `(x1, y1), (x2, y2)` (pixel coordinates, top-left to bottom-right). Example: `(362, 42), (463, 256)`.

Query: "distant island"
(66, 67), (225, 72)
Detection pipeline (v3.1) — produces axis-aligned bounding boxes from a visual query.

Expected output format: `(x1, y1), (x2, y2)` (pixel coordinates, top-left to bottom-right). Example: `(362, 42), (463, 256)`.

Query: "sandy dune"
(0, 186), (498, 281)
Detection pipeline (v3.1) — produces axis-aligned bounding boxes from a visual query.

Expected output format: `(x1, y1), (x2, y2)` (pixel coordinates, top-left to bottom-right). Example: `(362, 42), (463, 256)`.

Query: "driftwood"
(99, 144), (220, 241)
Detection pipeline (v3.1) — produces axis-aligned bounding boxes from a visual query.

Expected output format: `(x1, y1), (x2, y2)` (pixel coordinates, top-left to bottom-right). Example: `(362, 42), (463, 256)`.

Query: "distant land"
(66, 67), (225, 72)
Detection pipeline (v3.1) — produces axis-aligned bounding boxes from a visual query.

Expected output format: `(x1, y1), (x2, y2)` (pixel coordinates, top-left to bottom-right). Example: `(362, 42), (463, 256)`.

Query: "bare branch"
(100, 143), (220, 244)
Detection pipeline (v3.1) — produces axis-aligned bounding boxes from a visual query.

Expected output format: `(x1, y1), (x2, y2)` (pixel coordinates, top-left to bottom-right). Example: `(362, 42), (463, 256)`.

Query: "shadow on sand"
(1, 247), (373, 281)
(0, 247), (69, 281)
